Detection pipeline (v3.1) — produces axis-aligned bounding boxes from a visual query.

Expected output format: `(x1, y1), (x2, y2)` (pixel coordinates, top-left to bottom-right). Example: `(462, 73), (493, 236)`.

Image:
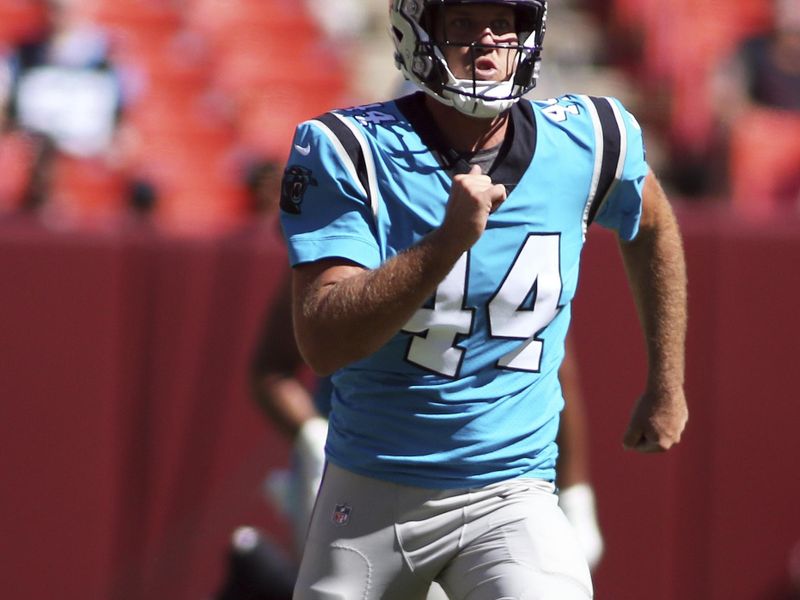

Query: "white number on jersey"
(542, 101), (580, 123)
(489, 234), (561, 371)
(403, 254), (474, 376)
(403, 234), (562, 377)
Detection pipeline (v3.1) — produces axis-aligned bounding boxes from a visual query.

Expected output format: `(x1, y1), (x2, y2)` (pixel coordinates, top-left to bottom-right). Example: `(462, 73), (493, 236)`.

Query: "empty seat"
(187, 0), (318, 42)
(0, 0), (48, 46)
(211, 44), (347, 101)
(728, 107), (800, 215)
(232, 82), (344, 158)
(73, 0), (181, 35)
(46, 154), (129, 228)
(0, 131), (38, 214)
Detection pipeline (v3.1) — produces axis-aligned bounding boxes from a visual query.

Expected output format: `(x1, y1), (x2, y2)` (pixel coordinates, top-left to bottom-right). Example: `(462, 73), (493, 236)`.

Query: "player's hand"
(440, 164), (507, 252)
(622, 387), (687, 452)
(558, 483), (604, 571)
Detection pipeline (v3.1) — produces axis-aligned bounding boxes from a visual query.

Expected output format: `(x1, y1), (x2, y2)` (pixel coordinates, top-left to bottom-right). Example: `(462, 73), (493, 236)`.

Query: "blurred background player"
(715, 0), (800, 115)
(555, 336), (604, 570)
(711, 0), (800, 214)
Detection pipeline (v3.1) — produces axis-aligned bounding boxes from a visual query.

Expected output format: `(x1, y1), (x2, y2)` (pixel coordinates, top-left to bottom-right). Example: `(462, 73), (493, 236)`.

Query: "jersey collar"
(394, 91), (537, 194)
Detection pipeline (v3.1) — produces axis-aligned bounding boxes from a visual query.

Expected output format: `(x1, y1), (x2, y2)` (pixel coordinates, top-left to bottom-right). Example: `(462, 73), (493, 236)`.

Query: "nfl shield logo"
(332, 503), (351, 526)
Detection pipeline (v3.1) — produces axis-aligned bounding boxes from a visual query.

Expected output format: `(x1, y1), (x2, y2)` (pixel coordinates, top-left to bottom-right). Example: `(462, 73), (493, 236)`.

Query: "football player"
(251, 275), (603, 572)
(281, 1), (688, 598)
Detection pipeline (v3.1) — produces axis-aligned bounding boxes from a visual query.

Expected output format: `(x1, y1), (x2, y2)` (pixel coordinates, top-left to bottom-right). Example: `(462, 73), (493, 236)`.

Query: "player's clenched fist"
(622, 387), (688, 453)
(440, 164), (507, 252)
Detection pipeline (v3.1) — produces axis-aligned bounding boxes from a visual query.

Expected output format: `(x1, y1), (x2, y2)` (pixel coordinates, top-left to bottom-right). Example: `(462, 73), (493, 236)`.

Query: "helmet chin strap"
(442, 79), (520, 119)
(419, 76), (519, 117)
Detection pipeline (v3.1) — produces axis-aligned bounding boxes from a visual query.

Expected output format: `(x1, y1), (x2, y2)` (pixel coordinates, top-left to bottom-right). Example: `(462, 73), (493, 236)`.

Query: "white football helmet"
(390, 0), (547, 118)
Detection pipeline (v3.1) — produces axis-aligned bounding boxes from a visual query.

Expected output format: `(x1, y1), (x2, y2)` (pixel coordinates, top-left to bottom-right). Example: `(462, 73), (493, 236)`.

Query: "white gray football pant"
(294, 462), (593, 600)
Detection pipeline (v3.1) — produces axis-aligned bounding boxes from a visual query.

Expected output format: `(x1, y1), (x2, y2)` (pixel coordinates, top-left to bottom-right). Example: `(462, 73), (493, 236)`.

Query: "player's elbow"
(297, 320), (385, 375)
(294, 311), (347, 375)
(293, 327), (340, 376)
(295, 308), (366, 375)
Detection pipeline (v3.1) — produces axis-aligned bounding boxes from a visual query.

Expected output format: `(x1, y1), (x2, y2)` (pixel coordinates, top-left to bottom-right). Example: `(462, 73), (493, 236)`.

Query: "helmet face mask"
(391, 0), (547, 118)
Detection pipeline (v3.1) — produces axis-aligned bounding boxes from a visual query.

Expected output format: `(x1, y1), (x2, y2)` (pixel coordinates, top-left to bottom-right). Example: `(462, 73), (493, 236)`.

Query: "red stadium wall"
(573, 208), (800, 599)
(1, 207), (798, 600)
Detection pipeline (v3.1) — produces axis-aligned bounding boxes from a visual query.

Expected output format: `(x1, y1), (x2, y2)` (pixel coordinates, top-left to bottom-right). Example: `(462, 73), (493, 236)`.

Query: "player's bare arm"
(250, 274), (319, 438)
(618, 171), (688, 453)
(556, 340), (591, 486)
(293, 165), (507, 375)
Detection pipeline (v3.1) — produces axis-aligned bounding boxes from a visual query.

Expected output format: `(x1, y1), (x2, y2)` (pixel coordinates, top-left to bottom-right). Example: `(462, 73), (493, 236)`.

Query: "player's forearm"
(556, 348), (591, 487)
(295, 228), (464, 375)
(619, 190), (687, 394)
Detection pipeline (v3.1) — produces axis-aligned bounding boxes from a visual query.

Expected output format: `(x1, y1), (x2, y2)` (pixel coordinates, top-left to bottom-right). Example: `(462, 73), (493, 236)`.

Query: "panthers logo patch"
(280, 165), (318, 214)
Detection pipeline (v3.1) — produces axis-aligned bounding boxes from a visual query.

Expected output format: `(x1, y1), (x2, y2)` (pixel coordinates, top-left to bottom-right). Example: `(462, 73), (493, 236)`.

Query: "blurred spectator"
(715, 0), (800, 116)
(711, 0), (800, 214)
(0, 0), (154, 227)
(0, 54), (39, 214)
(0, 0), (49, 215)
(8, 7), (119, 157)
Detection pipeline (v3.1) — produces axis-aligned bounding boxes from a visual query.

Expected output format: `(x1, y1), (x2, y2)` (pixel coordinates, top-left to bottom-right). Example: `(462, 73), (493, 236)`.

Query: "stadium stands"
(0, 0), (47, 47)
(728, 107), (800, 215)
(1, 0), (351, 234)
(44, 152), (128, 228)
(1, 0), (795, 230)
(0, 129), (37, 213)
(606, 0), (773, 152)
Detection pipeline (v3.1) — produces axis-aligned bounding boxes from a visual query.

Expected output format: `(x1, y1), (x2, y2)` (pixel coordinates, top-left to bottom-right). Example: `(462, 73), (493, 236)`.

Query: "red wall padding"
(1, 207), (799, 599)
(574, 208), (800, 599)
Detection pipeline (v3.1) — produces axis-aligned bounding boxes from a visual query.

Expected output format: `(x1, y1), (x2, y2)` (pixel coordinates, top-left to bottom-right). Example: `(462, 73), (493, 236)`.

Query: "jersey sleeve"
(279, 117), (381, 269)
(592, 98), (649, 241)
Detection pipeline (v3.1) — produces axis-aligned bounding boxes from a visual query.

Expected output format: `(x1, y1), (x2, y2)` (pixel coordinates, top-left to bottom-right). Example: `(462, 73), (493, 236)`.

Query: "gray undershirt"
(444, 143), (502, 178)
(467, 144), (502, 175)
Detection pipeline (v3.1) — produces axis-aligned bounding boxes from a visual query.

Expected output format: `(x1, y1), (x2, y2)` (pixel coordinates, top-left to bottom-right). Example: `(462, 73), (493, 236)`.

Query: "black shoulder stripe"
(586, 96), (622, 226)
(315, 112), (372, 207)
(395, 92), (470, 173)
(490, 99), (536, 192)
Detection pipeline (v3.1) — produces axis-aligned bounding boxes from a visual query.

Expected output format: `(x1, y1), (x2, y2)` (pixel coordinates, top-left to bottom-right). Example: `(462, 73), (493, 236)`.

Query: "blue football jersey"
(280, 93), (648, 488)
